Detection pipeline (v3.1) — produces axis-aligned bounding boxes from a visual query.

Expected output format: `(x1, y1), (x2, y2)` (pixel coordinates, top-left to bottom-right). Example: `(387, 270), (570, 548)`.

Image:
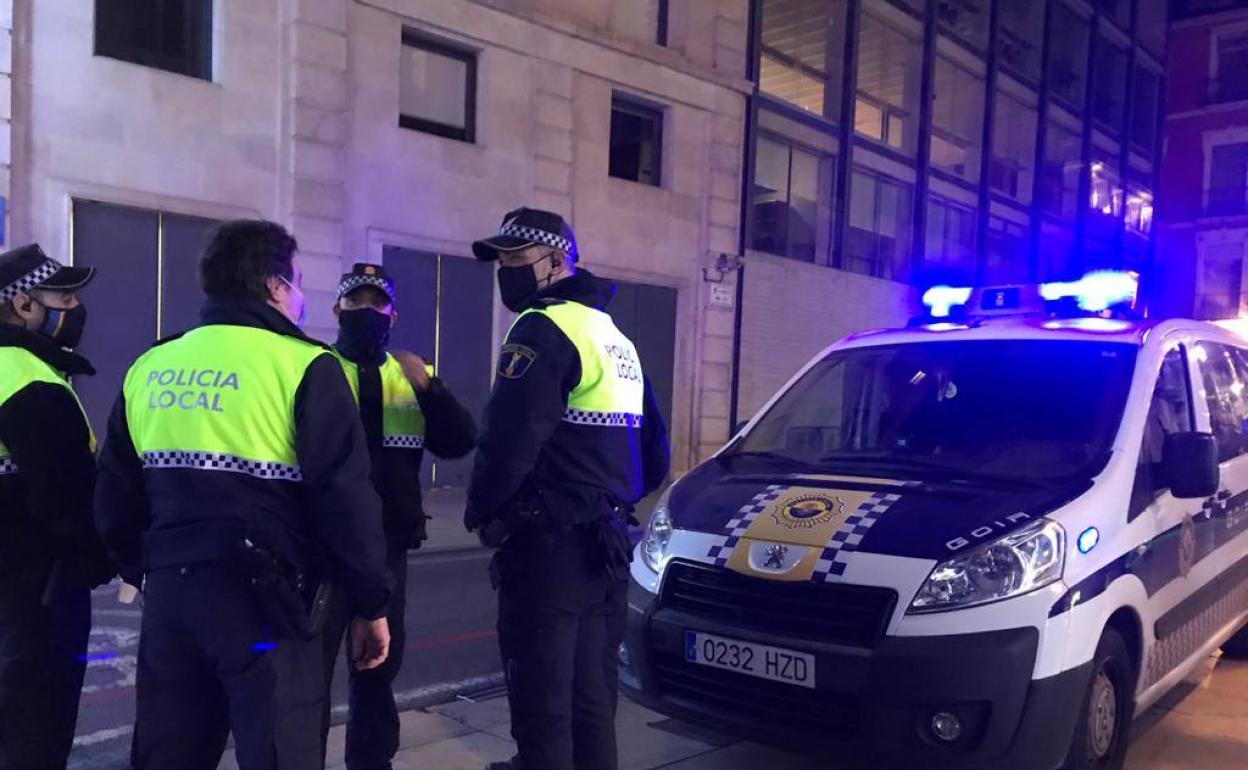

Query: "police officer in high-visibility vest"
(467, 208), (670, 770)
(0, 245), (113, 770)
(320, 263), (476, 770)
(93, 220), (393, 770)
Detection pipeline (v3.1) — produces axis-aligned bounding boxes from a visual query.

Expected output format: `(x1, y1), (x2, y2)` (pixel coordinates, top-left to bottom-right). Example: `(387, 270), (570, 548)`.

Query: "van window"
(1130, 347), (1193, 519)
(1197, 343), (1248, 462)
(729, 340), (1137, 482)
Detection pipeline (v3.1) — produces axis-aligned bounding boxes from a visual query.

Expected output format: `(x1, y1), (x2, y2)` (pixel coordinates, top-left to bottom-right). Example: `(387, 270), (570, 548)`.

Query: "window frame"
(398, 29), (479, 143)
(843, 167), (913, 280)
(93, 0), (214, 81)
(608, 95), (666, 187)
(1129, 345), (1196, 521)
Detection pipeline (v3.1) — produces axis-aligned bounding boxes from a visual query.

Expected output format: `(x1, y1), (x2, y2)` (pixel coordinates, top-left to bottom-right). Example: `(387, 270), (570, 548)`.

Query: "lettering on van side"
(945, 512), (1032, 552)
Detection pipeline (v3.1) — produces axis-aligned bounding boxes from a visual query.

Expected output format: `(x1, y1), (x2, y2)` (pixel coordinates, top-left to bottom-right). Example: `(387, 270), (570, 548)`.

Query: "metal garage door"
(71, 200), (218, 437)
(381, 245), (494, 488)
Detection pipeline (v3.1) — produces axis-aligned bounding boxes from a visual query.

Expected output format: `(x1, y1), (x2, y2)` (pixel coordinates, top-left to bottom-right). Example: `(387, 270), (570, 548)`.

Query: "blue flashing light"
(1039, 271), (1139, 313)
(252, 641), (278, 653)
(78, 651), (117, 663)
(1077, 527), (1100, 554)
(922, 286), (973, 318)
(1042, 318), (1134, 333)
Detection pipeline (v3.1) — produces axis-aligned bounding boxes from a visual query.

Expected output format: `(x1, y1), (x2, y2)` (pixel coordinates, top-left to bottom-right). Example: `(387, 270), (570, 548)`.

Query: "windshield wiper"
(817, 453), (1039, 486)
(722, 450), (814, 471)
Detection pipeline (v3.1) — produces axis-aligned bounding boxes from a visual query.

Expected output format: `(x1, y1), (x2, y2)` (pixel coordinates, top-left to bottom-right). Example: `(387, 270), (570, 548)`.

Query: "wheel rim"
(1088, 668), (1119, 759)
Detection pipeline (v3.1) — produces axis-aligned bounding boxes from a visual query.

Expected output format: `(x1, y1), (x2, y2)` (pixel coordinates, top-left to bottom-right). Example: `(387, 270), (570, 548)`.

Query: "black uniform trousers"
(494, 524), (627, 770)
(132, 564), (325, 770)
(320, 550), (408, 770)
(0, 563), (90, 770)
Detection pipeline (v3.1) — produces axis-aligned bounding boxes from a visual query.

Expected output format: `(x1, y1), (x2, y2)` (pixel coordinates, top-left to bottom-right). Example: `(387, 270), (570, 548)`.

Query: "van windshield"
(729, 340), (1138, 482)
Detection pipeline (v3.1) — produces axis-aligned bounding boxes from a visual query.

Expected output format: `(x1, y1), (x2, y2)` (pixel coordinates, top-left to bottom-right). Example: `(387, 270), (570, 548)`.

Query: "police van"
(620, 272), (1248, 770)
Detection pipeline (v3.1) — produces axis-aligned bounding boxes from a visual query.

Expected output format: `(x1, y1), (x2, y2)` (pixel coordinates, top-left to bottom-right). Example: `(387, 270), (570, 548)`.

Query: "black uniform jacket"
(0, 323), (113, 588)
(466, 269), (671, 531)
(93, 299), (391, 618)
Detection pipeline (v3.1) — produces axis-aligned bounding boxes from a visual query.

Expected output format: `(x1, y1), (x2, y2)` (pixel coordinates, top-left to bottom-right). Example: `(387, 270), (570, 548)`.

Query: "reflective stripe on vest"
(337, 353), (429, 450)
(0, 346), (95, 475)
(513, 301), (645, 426)
(123, 325), (327, 480)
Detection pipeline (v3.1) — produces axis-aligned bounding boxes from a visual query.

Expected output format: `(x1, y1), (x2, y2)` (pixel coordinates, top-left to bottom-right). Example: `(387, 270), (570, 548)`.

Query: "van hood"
(668, 458), (1090, 579)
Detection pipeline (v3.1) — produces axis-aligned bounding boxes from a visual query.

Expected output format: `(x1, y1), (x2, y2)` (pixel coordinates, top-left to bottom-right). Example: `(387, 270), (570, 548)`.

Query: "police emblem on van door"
(1179, 513), (1198, 578)
(772, 494), (845, 529)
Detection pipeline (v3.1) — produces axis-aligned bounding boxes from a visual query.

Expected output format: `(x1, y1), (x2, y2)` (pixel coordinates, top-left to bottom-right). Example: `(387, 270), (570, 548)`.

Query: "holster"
(478, 486), (549, 549)
(596, 507), (634, 582)
(235, 538), (330, 640)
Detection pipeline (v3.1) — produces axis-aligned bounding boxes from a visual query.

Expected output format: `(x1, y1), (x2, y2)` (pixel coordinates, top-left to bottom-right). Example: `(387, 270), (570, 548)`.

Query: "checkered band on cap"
(562, 409), (643, 428)
(140, 451), (303, 482)
(0, 261), (59, 303)
(338, 274), (395, 302)
(0, 457), (18, 475)
(382, 434), (424, 449)
(500, 223), (573, 253)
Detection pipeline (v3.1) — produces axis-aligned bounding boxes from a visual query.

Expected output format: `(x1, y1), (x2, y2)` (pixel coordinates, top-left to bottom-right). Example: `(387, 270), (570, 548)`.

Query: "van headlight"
(641, 503), (674, 573)
(909, 519), (1065, 613)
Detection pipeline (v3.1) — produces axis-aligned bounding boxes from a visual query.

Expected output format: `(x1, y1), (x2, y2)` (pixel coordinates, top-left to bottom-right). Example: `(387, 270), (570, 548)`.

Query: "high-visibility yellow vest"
(336, 353), (431, 450)
(0, 346), (95, 476)
(513, 301), (645, 427)
(122, 325), (328, 481)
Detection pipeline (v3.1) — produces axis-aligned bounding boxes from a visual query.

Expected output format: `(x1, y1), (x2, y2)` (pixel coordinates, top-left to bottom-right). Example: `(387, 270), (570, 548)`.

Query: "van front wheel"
(1061, 628), (1134, 770)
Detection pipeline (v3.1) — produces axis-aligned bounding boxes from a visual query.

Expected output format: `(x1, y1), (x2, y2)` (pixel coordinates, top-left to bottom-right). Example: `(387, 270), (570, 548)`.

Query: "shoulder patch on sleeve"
(498, 344), (538, 379)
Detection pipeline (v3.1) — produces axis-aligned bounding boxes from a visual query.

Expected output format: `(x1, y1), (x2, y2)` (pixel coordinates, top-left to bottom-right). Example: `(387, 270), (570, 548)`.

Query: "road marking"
(73, 724), (134, 747)
(405, 627), (497, 653)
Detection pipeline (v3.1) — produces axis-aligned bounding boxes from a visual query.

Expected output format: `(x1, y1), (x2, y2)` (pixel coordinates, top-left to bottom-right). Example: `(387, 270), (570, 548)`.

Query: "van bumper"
(620, 578), (1092, 770)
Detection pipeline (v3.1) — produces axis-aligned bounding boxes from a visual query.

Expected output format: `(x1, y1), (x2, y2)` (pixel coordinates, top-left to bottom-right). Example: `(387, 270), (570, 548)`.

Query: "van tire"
(1061, 628), (1135, 770)
(1221, 622), (1248, 658)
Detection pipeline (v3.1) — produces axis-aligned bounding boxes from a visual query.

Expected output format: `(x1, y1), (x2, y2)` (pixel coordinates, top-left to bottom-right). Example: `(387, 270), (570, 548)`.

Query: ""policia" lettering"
(145, 369), (240, 413)
(603, 343), (642, 383)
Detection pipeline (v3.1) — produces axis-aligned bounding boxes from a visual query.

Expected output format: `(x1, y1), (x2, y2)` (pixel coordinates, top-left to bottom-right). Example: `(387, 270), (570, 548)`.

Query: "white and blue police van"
(620, 272), (1248, 770)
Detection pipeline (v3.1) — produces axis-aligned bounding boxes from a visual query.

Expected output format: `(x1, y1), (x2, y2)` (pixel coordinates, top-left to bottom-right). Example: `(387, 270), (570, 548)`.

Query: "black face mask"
(497, 252), (555, 313)
(336, 308), (392, 363)
(39, 302), (87, 349)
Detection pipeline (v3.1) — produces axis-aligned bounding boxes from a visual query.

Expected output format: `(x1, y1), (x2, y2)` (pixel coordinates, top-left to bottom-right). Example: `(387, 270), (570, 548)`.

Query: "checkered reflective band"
(562, 408), (643, 428)
(0, 261), (59, 302)
(339, 274), (394, 300)
(140, 450), (303, 481)
(811, 491), (902, 581)
(382, 434), (424, 449)
(499, 223), (573, 253)
(0, 457), (18, 475)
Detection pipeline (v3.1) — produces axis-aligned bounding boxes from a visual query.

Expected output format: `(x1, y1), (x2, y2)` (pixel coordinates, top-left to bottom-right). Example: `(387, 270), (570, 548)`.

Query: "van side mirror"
(1164, 432), (1220, 499)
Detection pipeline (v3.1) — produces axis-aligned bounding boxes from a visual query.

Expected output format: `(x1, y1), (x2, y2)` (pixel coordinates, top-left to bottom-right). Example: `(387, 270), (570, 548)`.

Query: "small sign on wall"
(710, 284), (735, 308)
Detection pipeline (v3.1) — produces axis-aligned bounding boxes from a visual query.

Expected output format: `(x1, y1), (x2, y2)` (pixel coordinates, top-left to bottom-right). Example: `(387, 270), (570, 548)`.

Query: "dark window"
(750, 135), (834, 263)
(1130, 348), (1194, 519)
(935, 0), (989, 50)
(94, 0), (212, 80)
(399, 31), (477, 142)
(657, 0), (670, 46)
(855, 11), (922, 156)
(609, 96), (664, 186)
(1208, 143), (1248, 216)
(930, 56), (985, 183)
(923, 196), (977, 279)
(844, 169), (913, 280)
(1199, 343), (1248, 462)
(758, 0), (848, 123)
(1047, 3), (1089, 110)
(1214, 32), (1248, 103)
(990, 89), (1038, 203)
(998, 0), (1044, 80)
(984, 215), (1031, 284)
(1198, 245), (1244, 319)
(1096, 0), (1130, 29)
(1138, 0), (1167, 57)
(1092, 39), (1128, 133)
(1039, 119), (1082, 220)
(1130, 68), (1160, 156)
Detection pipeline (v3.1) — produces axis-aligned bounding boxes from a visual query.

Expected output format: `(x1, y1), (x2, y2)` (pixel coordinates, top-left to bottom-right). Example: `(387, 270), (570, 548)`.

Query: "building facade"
(1, 0), (752, 477)
(733, 0), (1167, 422)
(1157, 0), (1248, 322)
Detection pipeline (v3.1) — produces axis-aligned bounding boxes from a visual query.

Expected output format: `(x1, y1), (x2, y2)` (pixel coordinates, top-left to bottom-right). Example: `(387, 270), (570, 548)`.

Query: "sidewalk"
(217, 652), (1248, 770)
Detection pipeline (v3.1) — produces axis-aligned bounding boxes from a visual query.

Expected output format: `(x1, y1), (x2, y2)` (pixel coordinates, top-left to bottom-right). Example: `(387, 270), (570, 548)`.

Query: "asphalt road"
(69, 547), (499, 770)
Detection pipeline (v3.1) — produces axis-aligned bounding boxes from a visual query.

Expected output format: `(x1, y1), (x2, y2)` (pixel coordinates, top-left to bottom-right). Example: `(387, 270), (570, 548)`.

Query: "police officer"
(467, 208), (670, 770)
(94, 220), (393, 770)
(321, 263), (477, 770)
(0, 245), (113, 770)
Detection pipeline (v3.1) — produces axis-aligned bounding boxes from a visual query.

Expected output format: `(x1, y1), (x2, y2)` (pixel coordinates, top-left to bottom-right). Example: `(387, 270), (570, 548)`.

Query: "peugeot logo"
(764, 543), (789, 570)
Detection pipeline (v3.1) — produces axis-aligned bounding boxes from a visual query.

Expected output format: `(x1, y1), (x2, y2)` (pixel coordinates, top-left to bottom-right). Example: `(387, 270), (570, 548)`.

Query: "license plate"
(684, 631), (815, 689)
